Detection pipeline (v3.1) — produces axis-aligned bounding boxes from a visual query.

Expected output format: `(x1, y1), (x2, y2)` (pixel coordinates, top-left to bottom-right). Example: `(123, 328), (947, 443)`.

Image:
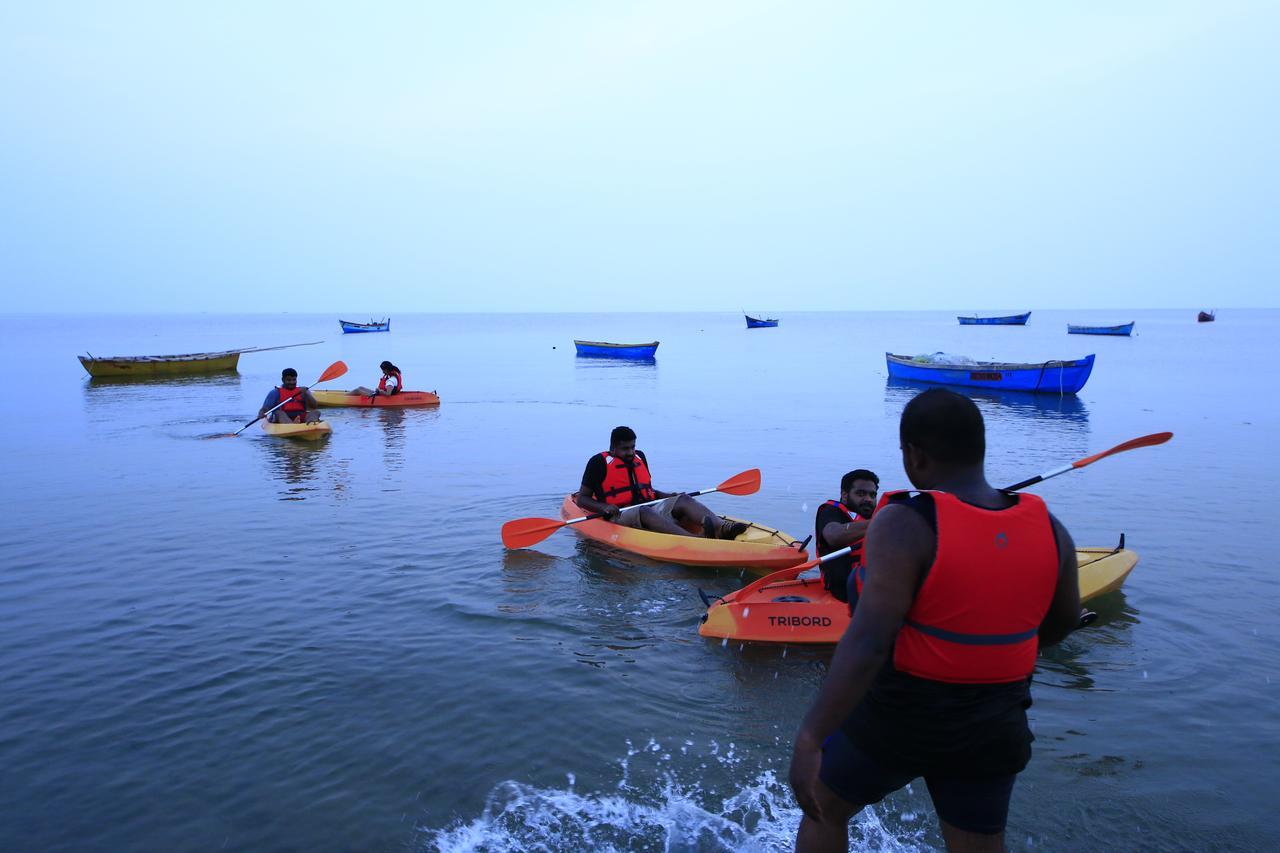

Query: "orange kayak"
(559, 495), (808, 572)
(698, 540), (1139, 644)
(312, 390), (440, 407)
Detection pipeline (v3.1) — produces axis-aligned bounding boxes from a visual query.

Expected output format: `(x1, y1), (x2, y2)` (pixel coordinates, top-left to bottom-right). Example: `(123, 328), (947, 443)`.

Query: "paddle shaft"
(563, 483), (723, 526)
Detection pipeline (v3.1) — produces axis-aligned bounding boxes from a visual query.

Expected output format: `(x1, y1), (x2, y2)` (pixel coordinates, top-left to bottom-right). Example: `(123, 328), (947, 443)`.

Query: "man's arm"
(575, 456), (619, 519)
(300, 388), (319, 410)
(821, 518), (871, 549)
(1038, 513), (1080, 647)
(789, 504), (932, 818)
(258, 389), (280, 416)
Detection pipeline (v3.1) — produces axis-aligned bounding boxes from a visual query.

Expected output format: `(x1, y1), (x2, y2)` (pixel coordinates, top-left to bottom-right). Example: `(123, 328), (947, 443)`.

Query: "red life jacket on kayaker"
(599, 451), (656, 507)
(378, 370), (402, 394)
(277, 385), (305, 413)
(820, 500), (867, 566)
(861, 489), (1060, 684)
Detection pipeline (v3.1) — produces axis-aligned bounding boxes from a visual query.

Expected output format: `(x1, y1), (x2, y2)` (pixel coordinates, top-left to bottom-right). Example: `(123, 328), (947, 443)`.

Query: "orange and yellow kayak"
(261, 419), (332, 441)
(559, 495), (808, 572)
(312, 390), (440, 407)
(698, 542), (1138, 644)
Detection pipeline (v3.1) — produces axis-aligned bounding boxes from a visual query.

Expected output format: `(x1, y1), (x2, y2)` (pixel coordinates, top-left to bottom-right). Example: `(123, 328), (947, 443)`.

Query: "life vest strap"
(903, 619), (1037, 646)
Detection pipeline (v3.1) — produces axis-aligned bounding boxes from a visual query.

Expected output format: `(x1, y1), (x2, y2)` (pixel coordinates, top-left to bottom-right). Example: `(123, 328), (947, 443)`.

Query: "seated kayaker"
(813, 469), (878, 607)
(575, 426), (750, 539)
(259, 368), (320, 424)
(350, 361), (403, 399)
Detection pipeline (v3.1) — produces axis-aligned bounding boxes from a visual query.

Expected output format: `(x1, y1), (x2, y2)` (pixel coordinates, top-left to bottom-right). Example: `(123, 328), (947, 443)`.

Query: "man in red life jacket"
(575, 426), (750, 539)
(789, 389), (1081, 853)
(813, 469), (879, 607)
(259, 368), (320, 424)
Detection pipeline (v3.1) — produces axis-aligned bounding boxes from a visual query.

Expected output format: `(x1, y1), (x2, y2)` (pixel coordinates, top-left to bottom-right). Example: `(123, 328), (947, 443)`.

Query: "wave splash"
(420, 739), (931, 852)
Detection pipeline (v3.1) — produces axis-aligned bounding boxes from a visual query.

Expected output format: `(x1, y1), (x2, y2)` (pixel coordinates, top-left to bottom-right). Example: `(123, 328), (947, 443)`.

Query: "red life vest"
(820, 500), (867, 566)
(599, 451), (656, 507)
(864, 490), (1060, 684)
(378, 370), (402, 394)
(277, 385), (305, 413)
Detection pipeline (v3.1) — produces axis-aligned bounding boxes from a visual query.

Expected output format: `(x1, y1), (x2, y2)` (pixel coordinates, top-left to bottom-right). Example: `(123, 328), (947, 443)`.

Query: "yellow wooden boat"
(261, 419), (332, 441)
(77, 340), (323, 378)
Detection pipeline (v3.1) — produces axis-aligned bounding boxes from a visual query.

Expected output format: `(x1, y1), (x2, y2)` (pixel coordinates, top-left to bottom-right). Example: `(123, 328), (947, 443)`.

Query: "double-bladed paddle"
(501, 468), (761, 549)
(224, 360), (348, 437)
(716, 431), (1174, 598)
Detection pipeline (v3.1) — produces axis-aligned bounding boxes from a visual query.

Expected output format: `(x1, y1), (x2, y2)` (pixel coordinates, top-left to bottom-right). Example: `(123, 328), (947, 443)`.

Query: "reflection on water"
(885, 377), (1091, 423)
(254, 435), (331, 500)
(1035, 592), (1140, 691)
(573, 356), (658, 370)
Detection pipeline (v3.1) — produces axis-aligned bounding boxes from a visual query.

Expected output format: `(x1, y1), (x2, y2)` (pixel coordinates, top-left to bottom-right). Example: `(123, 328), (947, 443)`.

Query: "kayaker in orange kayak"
(789, 389), (1081, 853)
(259, 368), (320, 424)
(350, 361), (403, 399)
(813, 469), (878, 606)
(575, 426), (750, 539)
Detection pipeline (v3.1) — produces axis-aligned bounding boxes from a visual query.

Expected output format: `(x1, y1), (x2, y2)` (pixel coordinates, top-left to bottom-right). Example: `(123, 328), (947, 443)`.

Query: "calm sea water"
(1, 310), (1276, 851)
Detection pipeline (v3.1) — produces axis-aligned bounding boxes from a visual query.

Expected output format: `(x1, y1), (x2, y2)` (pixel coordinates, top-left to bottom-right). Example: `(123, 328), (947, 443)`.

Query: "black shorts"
(819, 729), (1017, 835)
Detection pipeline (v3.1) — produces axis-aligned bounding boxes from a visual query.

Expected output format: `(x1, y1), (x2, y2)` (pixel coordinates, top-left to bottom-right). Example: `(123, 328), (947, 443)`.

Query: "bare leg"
(938, 820), (1004, 853)
(637, 505), (699, 536)
(350, 386), (375, 396)
(795, 778), (857, 853)
(302, 410), (320, 423)
(669, 494), (721, 535)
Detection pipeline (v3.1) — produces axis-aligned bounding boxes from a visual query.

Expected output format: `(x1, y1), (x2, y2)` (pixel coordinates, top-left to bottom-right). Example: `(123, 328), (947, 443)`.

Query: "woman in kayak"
(350, 361), (403, 399)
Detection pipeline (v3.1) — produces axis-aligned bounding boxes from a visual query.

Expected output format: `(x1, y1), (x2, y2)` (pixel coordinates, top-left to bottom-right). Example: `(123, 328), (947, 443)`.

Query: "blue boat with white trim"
(573, 340), (659, 359)
(957, 312), (1031, 326)
(339, 318), (390, 334)
(1067, 322), (1134, 337)
(745, 314), (779, 329)
(885, 352), (1095, 394)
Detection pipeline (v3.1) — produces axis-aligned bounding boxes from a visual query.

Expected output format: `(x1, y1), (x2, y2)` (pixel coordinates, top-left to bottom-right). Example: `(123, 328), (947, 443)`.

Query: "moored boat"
(339, 318), (391, 333)
(573, 340), (660, 359)
(261, 419), (332, 440)
(312, 390), (440, 407)
(1198, 310), (1215, 323)
(559, 495), (807, 572)
(1067, 322), (1134, 337)
(698, 539), (1138, 644)
(885, 352), (1095, 394)
(78, 350), (239, 378)
(745, 314), (779, 329)
(957, 311), (1031, 326)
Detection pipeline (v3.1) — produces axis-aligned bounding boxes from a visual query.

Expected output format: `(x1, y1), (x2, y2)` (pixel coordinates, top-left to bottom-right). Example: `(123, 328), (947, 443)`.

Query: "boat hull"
(339, 319), (390, 333)
(560, 496), (807, 572)
(312, 390), (440, 407)
(699, 545), (1138, 644)
(1067, 322), (1134, 336)
(1198, 311), (1215, 323)
(78, 352), (240, 378)
(573, 340), (660, 359)
(745, 315), (779, 328)
(261, 419), (332, 440)
(957, 312), (1031, 326)
(885, 353), (1094, 394)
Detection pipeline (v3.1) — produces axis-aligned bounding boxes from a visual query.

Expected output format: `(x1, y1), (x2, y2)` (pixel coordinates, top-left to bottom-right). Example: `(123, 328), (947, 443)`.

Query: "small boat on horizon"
(958, 311), (1031, 326)
(1067, 322), (1134, 337)
(745, 314), (779, 329)
(885, 352), (1095, 394)
(339, 318), (391, 333)
(1198, 310), (1216, 323)
(573, 340), (659, 360)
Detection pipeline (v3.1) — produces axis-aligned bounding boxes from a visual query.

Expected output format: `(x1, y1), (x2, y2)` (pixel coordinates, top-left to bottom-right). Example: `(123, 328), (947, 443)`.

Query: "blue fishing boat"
(339, 318), (390, 334)
(745, 314), (779, 329)
(957, 312), (1031, 326)
(1067, 322), (1134, 337)
(574, 340), (659, 360)
(885, 352), (1095, 394)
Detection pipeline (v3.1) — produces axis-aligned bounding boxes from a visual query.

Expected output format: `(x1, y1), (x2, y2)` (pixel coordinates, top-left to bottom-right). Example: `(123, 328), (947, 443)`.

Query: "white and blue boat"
(573, 340), (659, 360)
(1067, 322), (1134, 337)
(957, 311), (1031, 326)
(745, 314), (779, 329)
(339, 318), (390, 334)
(885, 352), (1094, 394)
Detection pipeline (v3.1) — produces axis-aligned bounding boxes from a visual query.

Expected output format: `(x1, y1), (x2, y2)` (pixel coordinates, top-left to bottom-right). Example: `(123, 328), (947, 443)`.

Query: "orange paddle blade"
(316, 360), (348, 384)
(716, 468), (761, 497)
(501, 517), (566, 549)
(1073, 431), (1172, 469)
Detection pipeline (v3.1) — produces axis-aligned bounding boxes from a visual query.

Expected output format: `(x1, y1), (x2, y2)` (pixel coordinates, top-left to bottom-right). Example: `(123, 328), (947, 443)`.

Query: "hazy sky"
(2, 1), (1277, 312)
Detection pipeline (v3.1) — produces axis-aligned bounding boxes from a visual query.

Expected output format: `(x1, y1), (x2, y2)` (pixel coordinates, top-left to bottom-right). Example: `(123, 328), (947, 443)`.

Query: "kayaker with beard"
(575, 426), (750, 539)
(259, 368), (320, 424)
(350, 361), (403, 399)
(813, 469), (879, 607)
(789, 389), (1081, 853)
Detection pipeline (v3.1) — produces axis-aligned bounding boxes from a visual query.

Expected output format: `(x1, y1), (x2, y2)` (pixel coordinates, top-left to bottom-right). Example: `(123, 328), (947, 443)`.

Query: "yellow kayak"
(261, 419), (332, 441)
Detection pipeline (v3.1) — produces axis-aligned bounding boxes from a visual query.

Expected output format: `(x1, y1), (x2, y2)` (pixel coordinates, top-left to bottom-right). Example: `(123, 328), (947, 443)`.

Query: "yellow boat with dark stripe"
(261, 420), (332, 441)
